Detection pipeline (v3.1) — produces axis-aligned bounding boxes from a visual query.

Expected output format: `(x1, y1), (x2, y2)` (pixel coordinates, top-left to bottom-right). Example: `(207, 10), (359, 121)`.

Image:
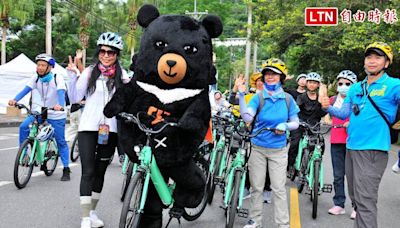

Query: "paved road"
(0, 127), (399, 228)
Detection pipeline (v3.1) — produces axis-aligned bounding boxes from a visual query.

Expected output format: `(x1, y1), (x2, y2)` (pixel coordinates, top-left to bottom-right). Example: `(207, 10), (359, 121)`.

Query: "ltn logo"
(305, 7), (338, 26)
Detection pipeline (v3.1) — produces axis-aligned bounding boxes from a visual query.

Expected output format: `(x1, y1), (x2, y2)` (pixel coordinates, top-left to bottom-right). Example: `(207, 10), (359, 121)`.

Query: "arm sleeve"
(57, 89), (65, 106)
(14, 86), (32, 101)
(327, 103), (351, 120)
(286, 115), (300, 131)
(239, 92), (256, 123)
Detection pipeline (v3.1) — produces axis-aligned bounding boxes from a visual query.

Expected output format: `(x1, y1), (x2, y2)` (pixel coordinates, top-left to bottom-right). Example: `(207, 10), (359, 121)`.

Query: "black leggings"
(79, 131), (118, 196)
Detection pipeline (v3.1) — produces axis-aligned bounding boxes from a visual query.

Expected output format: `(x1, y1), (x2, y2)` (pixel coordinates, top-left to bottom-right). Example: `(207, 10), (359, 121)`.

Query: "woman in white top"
(67, 32), (130, 228)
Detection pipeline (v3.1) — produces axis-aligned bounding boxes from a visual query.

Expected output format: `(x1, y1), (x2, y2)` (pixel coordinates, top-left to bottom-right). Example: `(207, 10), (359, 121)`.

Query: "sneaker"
(60, 167), (71, 181)
(80, 217), (91, 228)
(392, 162), (400, 173)
(243, 219), (259, 228)
(90, 210), (104, 228)
(328, 206), (346, 215)
(263, 190), (272, 204)
(350, 209), (356, 220)
(243, 188), (251, 200)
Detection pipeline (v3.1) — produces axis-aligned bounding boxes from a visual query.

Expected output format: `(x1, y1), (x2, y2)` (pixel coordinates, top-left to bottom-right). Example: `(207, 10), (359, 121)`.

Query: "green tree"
(0, 0), (34, 64)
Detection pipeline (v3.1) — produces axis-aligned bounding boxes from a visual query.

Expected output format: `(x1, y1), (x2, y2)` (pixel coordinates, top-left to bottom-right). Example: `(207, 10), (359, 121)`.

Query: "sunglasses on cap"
(99, 49), (117, 57)
(338, 82), (351, 86)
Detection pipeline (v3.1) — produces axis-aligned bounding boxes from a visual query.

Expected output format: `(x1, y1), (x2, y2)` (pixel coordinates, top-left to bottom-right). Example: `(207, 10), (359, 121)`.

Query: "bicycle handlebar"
(235, 125), (278, 138)
(118, 112), (177, 135)
(15, 103), (64, 115)
(299, 121), (341, 135)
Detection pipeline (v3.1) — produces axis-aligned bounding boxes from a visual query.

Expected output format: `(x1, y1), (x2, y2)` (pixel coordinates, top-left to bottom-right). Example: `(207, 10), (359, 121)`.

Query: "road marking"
(0, 181), (13, 187)
(0, 146), (19, 151)
(290, 187), (301, 228)
(0, 133), (19, 141)
(0, 163), (80, 187)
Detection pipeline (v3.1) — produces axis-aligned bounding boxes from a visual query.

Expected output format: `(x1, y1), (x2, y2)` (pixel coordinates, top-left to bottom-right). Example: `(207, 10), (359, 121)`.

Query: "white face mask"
(337, 85), (350, 95)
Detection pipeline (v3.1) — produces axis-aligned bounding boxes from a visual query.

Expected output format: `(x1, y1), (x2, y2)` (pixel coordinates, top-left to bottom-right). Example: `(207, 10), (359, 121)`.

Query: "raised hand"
(66, 55), (78, 74)
(320, 96), (330, 109)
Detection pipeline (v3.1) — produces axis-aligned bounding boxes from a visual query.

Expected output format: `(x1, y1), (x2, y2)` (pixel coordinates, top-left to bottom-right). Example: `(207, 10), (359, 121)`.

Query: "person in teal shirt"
(321, 42), (400, 228)
(240, 58), (300, 228)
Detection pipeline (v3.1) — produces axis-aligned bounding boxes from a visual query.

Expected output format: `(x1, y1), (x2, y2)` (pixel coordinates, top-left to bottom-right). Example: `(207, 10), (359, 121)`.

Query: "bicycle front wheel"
(312, 160), (320, 219)
(226, 170), (242, 228)
(70, 135), (79, 162)
(119, 171), (145, 228)
(207, 150), (222, 204)
(121, 161), (134, 202)
(183, 157), (209, 221)
(297, 148), (310, 193)
(43, 139), (59, 176)
(14, 140), (34, 189)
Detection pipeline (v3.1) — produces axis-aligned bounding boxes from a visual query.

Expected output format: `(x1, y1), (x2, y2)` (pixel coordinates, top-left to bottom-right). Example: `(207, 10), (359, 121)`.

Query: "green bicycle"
(118, 112), (209, 228)
(13, 103), (61, 189)
(206, 111), (235, 204)
(222, 120), (276, 228)
(294, 122), (333, 219)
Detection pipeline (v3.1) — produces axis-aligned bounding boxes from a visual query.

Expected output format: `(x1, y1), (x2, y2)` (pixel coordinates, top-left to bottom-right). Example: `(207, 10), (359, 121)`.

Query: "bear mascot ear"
(137, 4), (160, 28)
(202, 15), (223, 38)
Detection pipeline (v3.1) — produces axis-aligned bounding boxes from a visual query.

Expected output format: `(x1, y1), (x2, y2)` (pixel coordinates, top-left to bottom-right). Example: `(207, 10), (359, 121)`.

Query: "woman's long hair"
(87, 45), (123, 96)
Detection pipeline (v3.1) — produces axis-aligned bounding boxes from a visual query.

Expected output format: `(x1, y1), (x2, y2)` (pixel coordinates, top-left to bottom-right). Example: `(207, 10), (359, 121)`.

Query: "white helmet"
(296, 73), (307, 82)
(35, 53), (55, 67)
(336, 70), (357, 84)
(97, 32), (123, 50)
(36, 125), (55, 142)
(306, 72), (322, 82)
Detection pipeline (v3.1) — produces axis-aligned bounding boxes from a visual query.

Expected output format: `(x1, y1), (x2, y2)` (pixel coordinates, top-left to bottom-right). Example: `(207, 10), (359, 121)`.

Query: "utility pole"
(45, 0), (52, 55)
(185, 0), (208, 20)
(252, 41), (258, 72)
(244, 2), (253, 88)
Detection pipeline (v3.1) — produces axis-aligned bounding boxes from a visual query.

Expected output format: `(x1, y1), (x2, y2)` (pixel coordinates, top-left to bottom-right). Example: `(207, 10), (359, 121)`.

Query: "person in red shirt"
(327, 70), (357, 218)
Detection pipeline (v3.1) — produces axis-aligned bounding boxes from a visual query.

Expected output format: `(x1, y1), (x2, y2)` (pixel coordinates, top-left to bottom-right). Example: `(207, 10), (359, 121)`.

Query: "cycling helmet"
(337, 70), (357, 84)
(306, 72), (322, 82)
(249, 72), (263, 88)
(36, 124), (55, 142)
(35, 53), (55, 68)
(296, 73), (307, 82)
(365, 42), (393, 65)
(97, 32), (124, 50)
(261, 58), (288, 78)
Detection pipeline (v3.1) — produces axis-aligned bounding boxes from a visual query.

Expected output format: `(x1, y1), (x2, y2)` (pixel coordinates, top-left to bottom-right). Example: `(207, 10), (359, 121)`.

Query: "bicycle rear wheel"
(183, 157), (209, 221)
(225, 170), (242, 228)
(119, 171), (145, 228)
(43, 139), (59, 176)
(14, 140), (34, 189)
(70, 135), (79, 162)
(121, 161), (134, 202)
(312, 160), (320, 219)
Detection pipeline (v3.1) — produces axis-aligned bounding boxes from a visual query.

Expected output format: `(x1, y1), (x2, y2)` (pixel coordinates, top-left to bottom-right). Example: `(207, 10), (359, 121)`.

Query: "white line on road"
(0, 163), (80, 187)
(0, 146), (18, 151)
(0, 181), (13, 187)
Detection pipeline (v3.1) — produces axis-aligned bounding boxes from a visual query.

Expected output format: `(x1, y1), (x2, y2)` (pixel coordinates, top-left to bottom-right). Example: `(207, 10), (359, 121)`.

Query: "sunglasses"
(99, 49), (117, 57)
(338, 82), (351, 86)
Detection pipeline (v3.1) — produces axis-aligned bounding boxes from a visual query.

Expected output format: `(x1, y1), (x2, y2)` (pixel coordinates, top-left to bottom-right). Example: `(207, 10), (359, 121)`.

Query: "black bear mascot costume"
(104, 4), (223, 228)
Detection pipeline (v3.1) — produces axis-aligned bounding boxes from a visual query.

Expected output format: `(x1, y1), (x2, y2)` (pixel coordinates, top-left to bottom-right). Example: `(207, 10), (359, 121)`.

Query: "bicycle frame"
(136, 145), (176, 213)
(305, 145), (324, 191)
(223, 147), (247, 209)
(294, 133), (309, 171)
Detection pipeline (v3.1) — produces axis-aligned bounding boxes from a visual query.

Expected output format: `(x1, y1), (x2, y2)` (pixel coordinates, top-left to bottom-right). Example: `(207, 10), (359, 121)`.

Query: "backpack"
(250, 92), (291, 131)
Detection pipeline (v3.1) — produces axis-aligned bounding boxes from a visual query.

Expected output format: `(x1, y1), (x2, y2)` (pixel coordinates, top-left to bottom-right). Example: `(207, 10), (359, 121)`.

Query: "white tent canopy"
(0, 53), (68, 114)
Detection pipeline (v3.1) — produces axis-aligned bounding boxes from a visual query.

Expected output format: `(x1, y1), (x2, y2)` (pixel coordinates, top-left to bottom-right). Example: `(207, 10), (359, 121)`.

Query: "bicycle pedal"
(169, 207), (184, 219)
(322, 184), (333, 193)
(237, 208), (249, 218)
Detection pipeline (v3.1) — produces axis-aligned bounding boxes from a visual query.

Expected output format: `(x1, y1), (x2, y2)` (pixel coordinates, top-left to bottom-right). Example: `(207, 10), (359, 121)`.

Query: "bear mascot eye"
(155, 41), (168, 49)
(183, 45), (198, 54)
